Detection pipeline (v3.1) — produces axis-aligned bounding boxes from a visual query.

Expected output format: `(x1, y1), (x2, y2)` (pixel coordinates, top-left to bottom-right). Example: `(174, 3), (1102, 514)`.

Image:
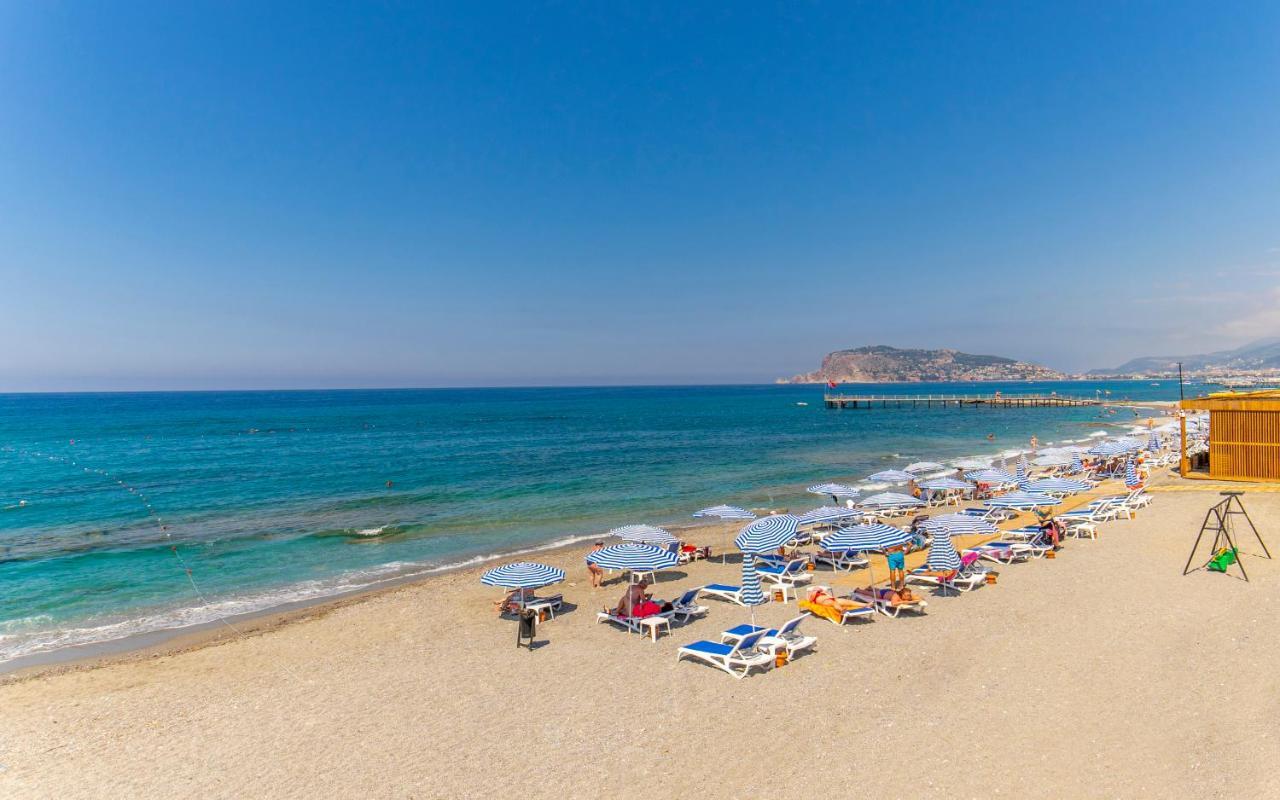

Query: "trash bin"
(517, 609), (537, 648)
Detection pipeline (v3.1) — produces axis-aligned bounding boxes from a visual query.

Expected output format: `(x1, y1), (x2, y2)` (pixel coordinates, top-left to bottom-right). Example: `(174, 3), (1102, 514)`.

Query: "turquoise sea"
(0, 381), (1190, 666)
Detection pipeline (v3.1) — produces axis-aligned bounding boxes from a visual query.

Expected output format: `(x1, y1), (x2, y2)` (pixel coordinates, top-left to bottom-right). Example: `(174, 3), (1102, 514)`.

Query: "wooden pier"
(823, 393), (1102, 409)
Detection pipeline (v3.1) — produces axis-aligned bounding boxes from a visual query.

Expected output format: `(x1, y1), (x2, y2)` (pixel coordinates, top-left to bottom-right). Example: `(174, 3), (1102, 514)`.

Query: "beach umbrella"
(480, 562), (566, 590)
(1016, 456), (1029, 483)
(1025, 478), (1091, 494)
(925, 529), (962, 571)
(904, 461), (946, 474)
(1087, 441), (1129, 458)
(1069, 453), (1085, 474)
(481, 561), (566, 610)
(734, 514), (801, 553)
(586, 543), (679, 572)
(985, 491), (1060, 510)
(1147, 432), (1161, 452)
(1125, 459), (1141, 488)
(954, 458), (992, 470)
(806, 483), (860, 503)
(797, 506), (861, 526)
(608, 524), (679, 546)
(859, 492), (925, 509)
(739, 552), (768, 623)
(692, 504), (756, 520)
(922, 514), (998, 536)
(867, 469), (914, 484)
(1033, 454), (1070, 467)
(916, 477), (973, 491)
(823, 523), (912, 552)
(965, 469), (1016, 484)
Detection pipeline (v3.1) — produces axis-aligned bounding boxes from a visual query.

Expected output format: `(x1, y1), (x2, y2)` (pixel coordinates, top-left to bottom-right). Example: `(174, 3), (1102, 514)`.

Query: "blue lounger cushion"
(723, 623), (765, 637)
(680, 640), (735, 656)
(704, 583), (741, 593)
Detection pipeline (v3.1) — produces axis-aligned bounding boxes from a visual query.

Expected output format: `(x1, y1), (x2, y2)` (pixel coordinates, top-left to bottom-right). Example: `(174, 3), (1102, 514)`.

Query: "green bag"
(1208, 547), (1239, 573)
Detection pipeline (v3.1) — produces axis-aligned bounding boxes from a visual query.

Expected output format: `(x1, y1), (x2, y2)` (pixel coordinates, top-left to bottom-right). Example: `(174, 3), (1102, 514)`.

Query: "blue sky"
(2, 2), (1278, 389)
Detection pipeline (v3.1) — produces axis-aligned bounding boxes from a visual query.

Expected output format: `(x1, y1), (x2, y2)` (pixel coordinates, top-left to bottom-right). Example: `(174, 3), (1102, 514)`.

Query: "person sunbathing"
(494, 588), (532, 616)
(805, 586), (865, 611)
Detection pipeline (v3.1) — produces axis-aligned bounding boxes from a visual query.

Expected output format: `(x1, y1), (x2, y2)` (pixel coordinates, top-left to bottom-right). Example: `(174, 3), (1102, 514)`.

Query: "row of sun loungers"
(592, 486), (1155, 676)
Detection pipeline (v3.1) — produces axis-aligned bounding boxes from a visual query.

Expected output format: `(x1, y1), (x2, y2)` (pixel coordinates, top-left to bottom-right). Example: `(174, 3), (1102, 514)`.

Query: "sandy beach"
(3, 475), (1279, 799)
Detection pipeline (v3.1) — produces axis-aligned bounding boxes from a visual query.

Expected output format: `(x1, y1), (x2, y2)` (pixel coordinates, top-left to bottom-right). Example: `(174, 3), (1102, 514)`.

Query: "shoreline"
(0, 408), (1178, 678)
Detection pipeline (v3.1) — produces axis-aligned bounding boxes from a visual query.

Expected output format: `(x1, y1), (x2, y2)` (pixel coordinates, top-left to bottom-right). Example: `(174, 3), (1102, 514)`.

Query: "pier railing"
(823, 393), (1101, 409)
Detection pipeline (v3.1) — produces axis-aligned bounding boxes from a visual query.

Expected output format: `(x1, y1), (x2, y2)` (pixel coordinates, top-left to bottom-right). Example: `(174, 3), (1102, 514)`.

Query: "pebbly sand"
(2, 476), (1279, 799)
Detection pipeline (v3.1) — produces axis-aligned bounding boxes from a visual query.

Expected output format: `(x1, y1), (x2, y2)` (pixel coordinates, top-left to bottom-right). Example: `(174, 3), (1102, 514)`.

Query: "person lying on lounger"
(494, 588), (533, 616)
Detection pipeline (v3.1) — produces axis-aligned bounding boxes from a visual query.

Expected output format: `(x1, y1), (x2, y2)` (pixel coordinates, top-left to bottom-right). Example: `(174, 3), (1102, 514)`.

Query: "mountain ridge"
(1091, 337), (1280, 374)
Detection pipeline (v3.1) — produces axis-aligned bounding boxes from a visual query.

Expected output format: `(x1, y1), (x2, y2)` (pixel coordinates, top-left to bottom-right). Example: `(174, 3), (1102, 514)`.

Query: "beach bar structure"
(823, 393), (1100, 409)
(1180, 390), (1280, 482)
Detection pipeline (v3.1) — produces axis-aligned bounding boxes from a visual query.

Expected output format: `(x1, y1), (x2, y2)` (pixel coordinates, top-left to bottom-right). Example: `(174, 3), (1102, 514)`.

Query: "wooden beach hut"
(1179, 390), (1280, 481)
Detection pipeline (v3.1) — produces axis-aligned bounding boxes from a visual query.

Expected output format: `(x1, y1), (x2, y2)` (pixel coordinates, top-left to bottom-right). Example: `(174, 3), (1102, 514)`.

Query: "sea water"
(0, 381), (1185, 665)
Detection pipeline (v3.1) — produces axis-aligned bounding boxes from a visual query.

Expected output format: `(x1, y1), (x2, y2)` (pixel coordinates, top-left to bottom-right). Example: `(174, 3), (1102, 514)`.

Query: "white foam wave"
(0, 531), (610, 666)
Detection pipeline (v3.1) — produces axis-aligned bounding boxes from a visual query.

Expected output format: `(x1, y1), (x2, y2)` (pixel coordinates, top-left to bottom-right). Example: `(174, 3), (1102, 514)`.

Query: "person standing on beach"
(886, 543), (908, 597)
(587, 542), (605, 588)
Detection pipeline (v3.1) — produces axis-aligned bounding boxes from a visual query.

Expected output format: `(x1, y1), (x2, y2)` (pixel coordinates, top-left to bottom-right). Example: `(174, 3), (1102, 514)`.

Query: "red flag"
(827, 380), (837, 389)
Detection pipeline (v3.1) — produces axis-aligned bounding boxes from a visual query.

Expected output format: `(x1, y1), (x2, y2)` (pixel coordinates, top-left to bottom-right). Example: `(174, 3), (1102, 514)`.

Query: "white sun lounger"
(701, 583), (765, 606)
(758, 614), (818, 659)
(677, 629), (774, 679)
(906, 565), (989, 594)
(814, 548), (870, 572)
(757, 558), (813, 588)
(596, 609), (675, 634)
(670, 587), (709, 623)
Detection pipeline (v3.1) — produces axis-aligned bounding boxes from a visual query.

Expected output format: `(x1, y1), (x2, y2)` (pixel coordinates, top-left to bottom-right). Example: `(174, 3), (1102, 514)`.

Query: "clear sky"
(2, 2), (1278, 390)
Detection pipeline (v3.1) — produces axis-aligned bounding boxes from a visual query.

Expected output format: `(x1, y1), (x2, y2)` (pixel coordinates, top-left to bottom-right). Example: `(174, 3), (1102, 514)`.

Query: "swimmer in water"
(386, 480), (394, 488)
(987, 433), (995, 441)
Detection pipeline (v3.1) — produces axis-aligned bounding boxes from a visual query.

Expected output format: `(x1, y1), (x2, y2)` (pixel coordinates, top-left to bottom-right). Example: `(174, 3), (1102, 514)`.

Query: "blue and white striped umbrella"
(1069, 453), (1085, 473)
(1087, 441), (1130, 457)
(797, 506), (861, 526)
(1147, 432), (1160, 452)
(609, 524), (679, 546)
(1025, 478), (1091, 494)
(917, 477), (973, 491)
(692, 504), (756, 520)
(480, 562), (567, 589)
(867, 469), (914, 484)
(925, 530), (962, 571)
(1125, 459), (1141, 487)
(859, 492), (925, 509)
(740, 553), (767, 607)
(1116, 437), (1144, 452)
(922, 514), (998, 535)
(586, 543), (679, 571)
(1016, 457), (1029, 483)
(965, 469), (1016, 484)
(904, 461), (946, 474)
(823, 523), (912, 552)
(734, 514), (801, 553)
(985, 491), (1060, 509)
(806, 483), (860, 501)
(954, 458), (992, 470)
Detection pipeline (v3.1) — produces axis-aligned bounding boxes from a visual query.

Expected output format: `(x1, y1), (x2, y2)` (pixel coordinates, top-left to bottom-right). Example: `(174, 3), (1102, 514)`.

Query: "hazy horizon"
(4, 2), (1278, 392)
